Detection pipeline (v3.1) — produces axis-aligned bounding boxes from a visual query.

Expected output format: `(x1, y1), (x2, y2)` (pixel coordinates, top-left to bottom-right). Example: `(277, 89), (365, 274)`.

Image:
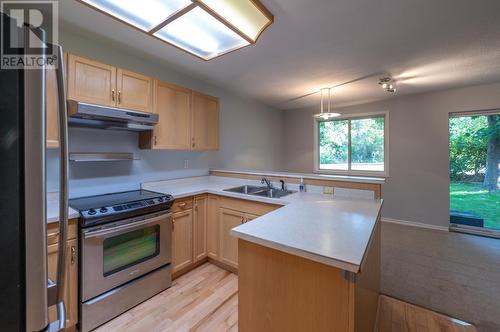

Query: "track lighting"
(379, 77), (396, 93)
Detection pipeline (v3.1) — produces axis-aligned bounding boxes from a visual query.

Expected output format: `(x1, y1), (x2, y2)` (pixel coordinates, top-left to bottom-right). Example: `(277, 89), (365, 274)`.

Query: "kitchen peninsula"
(142, 170), (383, 332)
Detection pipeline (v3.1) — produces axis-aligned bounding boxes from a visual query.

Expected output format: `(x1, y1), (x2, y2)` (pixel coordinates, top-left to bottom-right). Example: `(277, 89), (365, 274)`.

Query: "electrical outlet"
(323, 186), (334, 195)
(183, 159), (189, 169)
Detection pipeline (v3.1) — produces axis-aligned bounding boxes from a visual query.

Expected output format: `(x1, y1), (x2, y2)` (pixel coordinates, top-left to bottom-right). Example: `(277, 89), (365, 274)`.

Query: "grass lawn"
(450, 182), (500, 230)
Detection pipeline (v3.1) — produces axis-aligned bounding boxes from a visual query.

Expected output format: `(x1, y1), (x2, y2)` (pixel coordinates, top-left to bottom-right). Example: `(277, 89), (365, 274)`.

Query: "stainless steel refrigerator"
(0, 13), (69, 331)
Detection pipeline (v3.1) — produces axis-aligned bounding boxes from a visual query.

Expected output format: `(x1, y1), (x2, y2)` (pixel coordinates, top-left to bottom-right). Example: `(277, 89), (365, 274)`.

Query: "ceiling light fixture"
(79, 0), (274, 60)
(313, 88), (341, 120)
(378, 77), (397, 93)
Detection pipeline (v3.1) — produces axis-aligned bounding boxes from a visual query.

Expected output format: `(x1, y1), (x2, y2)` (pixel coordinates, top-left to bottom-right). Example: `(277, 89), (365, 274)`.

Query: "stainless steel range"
(69, 190), (175, 332)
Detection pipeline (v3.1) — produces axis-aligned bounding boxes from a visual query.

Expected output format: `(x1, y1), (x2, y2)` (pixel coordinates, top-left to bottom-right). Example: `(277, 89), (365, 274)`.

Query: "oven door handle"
(83, 213), (172, 239)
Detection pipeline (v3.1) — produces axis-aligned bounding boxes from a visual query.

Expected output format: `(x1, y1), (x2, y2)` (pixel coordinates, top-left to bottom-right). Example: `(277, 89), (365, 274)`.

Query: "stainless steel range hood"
(67, 100), (158, 131)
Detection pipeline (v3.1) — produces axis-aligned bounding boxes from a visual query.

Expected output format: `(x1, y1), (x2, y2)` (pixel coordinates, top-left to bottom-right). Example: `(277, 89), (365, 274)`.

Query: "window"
(315, 113), (388, 176)
(449, 111), (500, 236)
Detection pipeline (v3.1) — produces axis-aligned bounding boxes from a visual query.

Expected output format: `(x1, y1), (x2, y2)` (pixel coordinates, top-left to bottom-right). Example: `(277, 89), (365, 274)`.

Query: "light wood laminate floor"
(95, 263), (238, 332)
(95, 263), (476, 332)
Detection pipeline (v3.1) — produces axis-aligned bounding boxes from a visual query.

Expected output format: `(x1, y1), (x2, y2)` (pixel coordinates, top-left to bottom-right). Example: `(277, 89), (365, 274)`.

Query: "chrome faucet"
(261, 177), (273, 189)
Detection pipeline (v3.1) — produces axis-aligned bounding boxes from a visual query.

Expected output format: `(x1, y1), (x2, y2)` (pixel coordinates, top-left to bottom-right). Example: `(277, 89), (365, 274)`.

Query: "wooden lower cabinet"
(194, 195), (208, 262)
(219, 208), (246, 269)
(47, 235), (78, 330)
(172, 209), (194, 274)
(207, 195), (220, 260)
(172, 194), (280, 277)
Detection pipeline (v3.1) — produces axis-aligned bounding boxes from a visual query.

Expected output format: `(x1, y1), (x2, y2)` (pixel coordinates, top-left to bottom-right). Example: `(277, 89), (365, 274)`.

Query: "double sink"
(224, 185), (296, 198)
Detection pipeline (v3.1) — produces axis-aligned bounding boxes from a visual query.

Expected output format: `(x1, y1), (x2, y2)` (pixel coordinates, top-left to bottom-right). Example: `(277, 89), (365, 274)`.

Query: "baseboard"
(381, 217), (449, 232)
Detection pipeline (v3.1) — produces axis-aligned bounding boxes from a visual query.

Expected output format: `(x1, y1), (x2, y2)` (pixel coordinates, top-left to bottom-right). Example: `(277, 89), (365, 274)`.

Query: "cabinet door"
(48, 239), (78, 329)
(194, 195), (208, 262)
(46, 66), (59, 148)
(141, 81), (191, 149)
(191, 91), (219, 150)
(116, 68), (153, 113)
(219, 208), (245, 269)
(245, 213), (260, 223)
(172, 209), (193, 273)
(67, 54), (116, 106)
(207, 195), (219, 260)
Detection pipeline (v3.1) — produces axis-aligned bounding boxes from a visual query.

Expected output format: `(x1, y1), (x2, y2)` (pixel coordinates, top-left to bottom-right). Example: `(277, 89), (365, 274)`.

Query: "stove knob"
(88, 209), (96, 216)
(157, 197), (163, 202)
(100, 207), (108, 213)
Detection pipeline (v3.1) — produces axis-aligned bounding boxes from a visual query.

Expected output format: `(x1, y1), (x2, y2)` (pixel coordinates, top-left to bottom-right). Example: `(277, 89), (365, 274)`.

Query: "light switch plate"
(323, 186), (334, 194)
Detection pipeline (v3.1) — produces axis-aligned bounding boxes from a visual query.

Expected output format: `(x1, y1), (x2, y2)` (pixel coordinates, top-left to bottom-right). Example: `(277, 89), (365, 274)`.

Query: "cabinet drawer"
(171, 198), (194, 213)
(47, 219), (77, 245)
(219, 196), (280, 217)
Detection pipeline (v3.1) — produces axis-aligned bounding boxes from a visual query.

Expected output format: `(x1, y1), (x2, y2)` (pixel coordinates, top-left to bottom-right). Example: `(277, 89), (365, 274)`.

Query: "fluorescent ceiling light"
(80, 0), (192, 31)
(198, 0), (273, 42)
(154, 7), (249, 60)
(78, 0), (273, 60)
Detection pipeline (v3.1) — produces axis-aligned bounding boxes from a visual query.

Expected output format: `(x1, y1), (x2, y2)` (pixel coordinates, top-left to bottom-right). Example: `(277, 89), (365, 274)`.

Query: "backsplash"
(47, 127), (215, 198)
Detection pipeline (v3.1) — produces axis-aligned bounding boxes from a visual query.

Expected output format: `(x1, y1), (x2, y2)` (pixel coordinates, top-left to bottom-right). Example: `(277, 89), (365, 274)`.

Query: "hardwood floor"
(94, 263), (238, 332)
(95, 264), (476, 332)
(376, 295), (477, 332)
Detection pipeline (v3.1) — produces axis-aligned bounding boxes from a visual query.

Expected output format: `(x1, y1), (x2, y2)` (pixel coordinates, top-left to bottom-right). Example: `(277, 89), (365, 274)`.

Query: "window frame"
(313, 111), (389, 177)
(448, 109), (500, 238)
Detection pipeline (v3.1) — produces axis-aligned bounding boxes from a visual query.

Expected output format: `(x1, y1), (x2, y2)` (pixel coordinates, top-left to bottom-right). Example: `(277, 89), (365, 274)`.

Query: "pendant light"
(313, 88), (341, 120)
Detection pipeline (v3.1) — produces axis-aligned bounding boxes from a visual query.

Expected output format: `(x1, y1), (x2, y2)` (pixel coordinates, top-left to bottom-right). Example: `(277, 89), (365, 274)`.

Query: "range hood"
(67, 100), (158, 131)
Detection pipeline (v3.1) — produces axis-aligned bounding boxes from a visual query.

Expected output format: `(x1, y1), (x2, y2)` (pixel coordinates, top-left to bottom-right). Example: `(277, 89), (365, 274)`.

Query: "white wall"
(281, 82), (500, 227)
(48, 29), (283, 198)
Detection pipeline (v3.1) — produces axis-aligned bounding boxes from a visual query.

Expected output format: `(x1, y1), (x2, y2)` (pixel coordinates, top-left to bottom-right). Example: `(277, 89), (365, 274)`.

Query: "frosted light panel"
(200, 0), (271, 41)
(81, 0), (192, 31)
(154, 7), (249, 60)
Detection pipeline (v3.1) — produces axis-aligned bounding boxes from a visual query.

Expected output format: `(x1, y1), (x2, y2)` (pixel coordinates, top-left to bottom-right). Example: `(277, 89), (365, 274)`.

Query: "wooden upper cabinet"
(191, 91), (219, 150)
(46, 66), (59, 148)
(116, 68), (153, 113)
(67, 54), (116, 107)
(140, 80), (191, 149)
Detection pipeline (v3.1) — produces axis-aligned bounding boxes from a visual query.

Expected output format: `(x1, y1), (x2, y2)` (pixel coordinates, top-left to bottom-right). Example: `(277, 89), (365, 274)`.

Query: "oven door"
(81, 211), (172, 301)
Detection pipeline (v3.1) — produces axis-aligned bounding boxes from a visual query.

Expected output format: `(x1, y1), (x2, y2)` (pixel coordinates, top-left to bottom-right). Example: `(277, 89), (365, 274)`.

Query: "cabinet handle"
(111, 89), (115, 101)
(154, 136), (157, 146)
(241, 217), (245, 224)
(178, 202), (187, 208)
(118, 90), (121, 104)
(192, 143), (196, 148)
(172, 219), (175, 231)
(70, 246), (76, 265)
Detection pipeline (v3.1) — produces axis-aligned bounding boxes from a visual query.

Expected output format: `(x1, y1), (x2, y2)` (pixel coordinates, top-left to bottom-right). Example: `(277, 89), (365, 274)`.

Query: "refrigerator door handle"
(48, 44), (69, 332)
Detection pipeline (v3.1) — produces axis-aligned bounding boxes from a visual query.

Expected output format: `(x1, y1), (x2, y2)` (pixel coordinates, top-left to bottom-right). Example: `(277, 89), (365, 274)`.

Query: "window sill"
(314, 169), (389, 178)
(449, 224), (500, 239)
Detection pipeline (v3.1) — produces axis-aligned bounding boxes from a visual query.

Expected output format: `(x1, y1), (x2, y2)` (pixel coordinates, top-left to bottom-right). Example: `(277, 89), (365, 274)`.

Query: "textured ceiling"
(58, 0), (500, 110)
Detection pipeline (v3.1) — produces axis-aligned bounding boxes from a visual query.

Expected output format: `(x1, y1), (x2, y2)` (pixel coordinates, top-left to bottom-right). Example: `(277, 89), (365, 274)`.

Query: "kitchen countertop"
(47, 192), (80, 223)
(142, 175), (383, 273)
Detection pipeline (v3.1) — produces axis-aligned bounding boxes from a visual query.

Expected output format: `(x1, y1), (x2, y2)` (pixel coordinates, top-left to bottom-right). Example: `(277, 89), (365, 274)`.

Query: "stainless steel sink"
(252, 188), (297, 198)
(223, 185), (267, 194)
(223, 185), (296, 198)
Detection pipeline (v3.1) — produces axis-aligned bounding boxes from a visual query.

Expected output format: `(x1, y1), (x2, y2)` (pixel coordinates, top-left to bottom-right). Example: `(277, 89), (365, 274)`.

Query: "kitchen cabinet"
(47, 220), (78, 331)
(46, 66), (59, 148)
(219, 208), (246, 269)
(191, 91), (219, 150)
(194, 195), (208, 262)
(172, 209), (194, 274)
(67, 54), (152, 112)
(139, 81), (191, 149)
(67, 54), (116, 107)
(207, 195), (220, 260)
(116, 68), (153, 113)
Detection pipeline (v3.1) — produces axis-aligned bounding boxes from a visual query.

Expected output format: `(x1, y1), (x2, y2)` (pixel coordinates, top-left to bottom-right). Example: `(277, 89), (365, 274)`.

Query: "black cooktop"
(69, 189), (175, 227)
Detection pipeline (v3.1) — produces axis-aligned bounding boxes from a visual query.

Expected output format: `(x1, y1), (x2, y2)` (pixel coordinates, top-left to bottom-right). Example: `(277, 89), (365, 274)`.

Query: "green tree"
(482, 114), (500, 192)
